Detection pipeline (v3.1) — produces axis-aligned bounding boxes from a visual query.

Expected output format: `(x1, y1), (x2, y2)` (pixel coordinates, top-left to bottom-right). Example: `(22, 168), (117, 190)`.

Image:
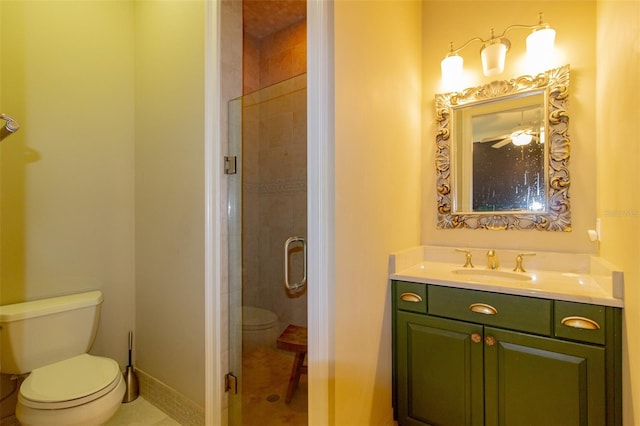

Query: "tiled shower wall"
(241, 16), (307, 331)
(243, 20), (306, 94)
(242, 74), (307, 330)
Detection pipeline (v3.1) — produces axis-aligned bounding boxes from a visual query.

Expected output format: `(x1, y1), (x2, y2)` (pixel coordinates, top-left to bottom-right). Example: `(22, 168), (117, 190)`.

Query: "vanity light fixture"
(441, 13), (556, 79)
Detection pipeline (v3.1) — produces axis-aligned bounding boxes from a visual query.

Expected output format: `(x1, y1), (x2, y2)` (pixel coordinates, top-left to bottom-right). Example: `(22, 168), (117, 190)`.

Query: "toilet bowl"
(16, 354), (126, 426)
(242, 306), (278, 349)
(0, 291), (125, 425)
(242, 306), (278, 331)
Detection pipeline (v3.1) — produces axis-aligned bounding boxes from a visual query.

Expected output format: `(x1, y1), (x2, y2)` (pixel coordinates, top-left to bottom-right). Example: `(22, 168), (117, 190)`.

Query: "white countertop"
(390, 246), (624, 308)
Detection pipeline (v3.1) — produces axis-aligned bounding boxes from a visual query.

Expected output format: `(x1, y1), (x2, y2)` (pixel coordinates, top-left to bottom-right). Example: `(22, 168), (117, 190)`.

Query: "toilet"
(0, 291), (126, 426)
(242, 306), (278, 349)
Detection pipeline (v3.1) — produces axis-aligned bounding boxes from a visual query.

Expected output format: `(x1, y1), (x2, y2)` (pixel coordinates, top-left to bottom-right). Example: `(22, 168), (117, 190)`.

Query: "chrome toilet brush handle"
(123, 331), (139, 403)
(128, 331), (133, 366)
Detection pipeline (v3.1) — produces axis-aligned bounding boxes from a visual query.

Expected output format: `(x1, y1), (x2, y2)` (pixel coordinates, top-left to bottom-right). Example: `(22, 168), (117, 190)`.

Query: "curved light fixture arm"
(500, 13), (548, 37)
(500, 23), (548, 39)
(447, 37), (485, 55)
(449, 13), (550, 53)
(500, 24), (538, 37)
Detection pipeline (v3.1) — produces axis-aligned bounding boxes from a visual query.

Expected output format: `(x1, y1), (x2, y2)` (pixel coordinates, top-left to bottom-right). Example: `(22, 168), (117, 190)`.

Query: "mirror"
(435, 65), (571, 231)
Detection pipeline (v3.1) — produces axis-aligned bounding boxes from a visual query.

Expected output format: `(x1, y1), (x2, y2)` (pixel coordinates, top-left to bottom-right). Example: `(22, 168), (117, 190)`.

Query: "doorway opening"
(228, 2), (308, 424)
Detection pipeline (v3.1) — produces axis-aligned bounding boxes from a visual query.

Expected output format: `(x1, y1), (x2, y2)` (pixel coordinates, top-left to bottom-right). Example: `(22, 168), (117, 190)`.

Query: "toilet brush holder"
(123, 365), (139, 402)
(123, 331), (139, 403)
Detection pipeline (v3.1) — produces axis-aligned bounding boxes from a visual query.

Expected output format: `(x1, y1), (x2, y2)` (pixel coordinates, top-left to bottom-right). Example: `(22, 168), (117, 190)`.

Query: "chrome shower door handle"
(284, 236), (307, 291)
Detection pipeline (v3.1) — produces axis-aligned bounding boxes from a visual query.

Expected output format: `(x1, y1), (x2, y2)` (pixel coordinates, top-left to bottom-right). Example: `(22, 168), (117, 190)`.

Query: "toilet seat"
(19, 354), (122, 410)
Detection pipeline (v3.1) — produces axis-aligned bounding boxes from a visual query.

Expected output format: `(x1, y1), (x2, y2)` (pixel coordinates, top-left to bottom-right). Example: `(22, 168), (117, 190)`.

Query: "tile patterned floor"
(105, 397), (181, 426)
(241, 345), (308, 425)
(112, 345), (310, 426)
(0, 397), (177, 426)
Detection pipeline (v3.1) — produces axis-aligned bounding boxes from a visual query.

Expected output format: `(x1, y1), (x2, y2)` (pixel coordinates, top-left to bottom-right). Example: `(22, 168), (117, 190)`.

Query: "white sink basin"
(452, 268), (533, 282)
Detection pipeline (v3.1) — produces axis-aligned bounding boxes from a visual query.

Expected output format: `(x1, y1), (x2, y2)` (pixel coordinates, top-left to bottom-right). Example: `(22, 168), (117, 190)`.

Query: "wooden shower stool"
(276, 324), (307, 403)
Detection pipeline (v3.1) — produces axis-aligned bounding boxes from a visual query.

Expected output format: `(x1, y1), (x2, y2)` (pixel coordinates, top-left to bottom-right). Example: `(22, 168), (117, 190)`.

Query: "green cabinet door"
(396, 311), (484, 426)
(483, 327), (606, 426)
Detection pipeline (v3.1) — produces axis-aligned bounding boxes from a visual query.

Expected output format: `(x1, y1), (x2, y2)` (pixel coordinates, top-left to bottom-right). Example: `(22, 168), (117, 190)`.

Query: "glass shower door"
(228, 74), (308, 426)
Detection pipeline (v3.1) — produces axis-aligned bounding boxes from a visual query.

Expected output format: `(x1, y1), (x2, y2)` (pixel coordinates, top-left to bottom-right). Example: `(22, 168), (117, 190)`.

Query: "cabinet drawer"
(555, 301), (606, 345)
(394, 281), (427, 314)
(428, 285), (552, 336)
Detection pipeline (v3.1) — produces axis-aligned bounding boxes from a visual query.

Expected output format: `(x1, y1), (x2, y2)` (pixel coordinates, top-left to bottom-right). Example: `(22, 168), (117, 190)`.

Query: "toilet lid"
(19, 354), (122, 408)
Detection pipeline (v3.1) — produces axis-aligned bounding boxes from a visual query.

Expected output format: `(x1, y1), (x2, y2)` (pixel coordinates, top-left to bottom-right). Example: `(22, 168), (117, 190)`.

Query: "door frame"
(306, 0), (334, 424)
(204, 1), (335, 425)
(204, 1), (222, 424)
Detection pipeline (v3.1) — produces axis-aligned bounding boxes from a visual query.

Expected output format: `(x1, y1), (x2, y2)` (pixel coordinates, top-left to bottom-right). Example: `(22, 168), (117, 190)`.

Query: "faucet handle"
(455, 248), (474, 268)
(513, 252), (536, 272)
(486, 249), (499, 270)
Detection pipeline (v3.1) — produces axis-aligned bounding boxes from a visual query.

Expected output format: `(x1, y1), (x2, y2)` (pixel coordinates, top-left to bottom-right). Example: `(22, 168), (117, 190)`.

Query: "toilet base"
(16, 372), (126, 426)
(243, 322), (282, 351)
(242, 306), (279, 350)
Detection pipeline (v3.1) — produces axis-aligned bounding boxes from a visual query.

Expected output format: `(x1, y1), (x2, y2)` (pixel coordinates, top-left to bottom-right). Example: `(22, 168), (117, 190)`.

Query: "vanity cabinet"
(392, 280), (622, 426)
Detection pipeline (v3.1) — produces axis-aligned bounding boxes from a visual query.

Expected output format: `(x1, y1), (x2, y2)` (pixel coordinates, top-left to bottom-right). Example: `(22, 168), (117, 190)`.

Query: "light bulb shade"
(511, 131), (533, 146)
(526, 27), (556, 61)
(481, 41), (508, 76)
(441, 54), (463, 79)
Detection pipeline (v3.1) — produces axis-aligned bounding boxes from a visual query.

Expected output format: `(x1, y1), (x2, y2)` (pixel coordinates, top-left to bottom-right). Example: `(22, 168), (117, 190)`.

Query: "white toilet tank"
(0, 291), (103, 375)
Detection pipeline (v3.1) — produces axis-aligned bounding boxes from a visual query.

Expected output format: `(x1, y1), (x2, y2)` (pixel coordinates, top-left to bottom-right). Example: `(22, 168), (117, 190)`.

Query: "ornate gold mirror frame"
(435, 65), (571, 231)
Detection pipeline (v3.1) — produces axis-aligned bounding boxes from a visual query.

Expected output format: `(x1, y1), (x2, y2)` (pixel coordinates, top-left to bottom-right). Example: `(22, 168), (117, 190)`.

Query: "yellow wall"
(596, 2), (640, 424)
(0, 0), (206, 410)
(0, 0), (135, 365)
(422, 1), (598, 254)
(134, 0), (206, 406)
(333, 1), (422, 423)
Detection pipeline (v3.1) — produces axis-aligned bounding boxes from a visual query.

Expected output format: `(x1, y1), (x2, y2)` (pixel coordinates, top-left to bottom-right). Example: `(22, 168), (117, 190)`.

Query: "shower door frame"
(227, 73), (309, 425)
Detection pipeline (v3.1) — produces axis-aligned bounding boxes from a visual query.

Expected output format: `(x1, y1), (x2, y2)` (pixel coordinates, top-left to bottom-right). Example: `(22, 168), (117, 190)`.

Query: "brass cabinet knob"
(485, 335), (496, 346)
(471, 333), (482, 344)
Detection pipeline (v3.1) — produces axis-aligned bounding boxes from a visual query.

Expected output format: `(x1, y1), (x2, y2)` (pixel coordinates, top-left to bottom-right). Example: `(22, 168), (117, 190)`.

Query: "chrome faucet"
(487, 250), (499, 270)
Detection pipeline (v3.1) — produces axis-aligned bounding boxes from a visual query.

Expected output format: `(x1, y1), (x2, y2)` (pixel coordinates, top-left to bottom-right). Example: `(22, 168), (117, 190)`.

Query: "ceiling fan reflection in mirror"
(481, 125), (541, 148)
